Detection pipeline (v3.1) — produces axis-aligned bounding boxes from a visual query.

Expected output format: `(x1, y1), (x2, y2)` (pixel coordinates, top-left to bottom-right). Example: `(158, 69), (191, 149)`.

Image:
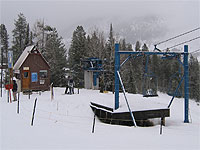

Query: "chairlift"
(143, 74), (158, 97)
(142, 55), (158, 97)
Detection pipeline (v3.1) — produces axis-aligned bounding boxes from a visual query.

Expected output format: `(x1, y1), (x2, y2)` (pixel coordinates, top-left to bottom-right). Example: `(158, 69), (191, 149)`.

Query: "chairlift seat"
(143, 94), (158, 97)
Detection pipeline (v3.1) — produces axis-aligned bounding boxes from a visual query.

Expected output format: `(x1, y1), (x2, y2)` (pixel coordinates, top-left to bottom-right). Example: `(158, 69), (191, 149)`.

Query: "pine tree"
(135, 41), (141, 51)
(0, 24), (9, 64)
(169, 57), (183, 97)
(87, 31), (100, 57)
(86, 29), (105, 59)
(189, 55), (200, 102)
(85, 35), (90, 58)
(29, 31), (34, 45)
(104, 24), (115, 91)
(68, 26), (87, 88)
(159, 58), (172, 92)
(98, 31), (106, 60)
(0, 24), (9, 85)
(120, 39), (126, 50)
(25, 24), (30, 46)
(132, 41), (143, 93)
(127, 46), (137, 94)
(142, 43), (149, 51)
(43, 27), (67, 87)
(12, 13), (28, 62)
(32, 20), (53, 53)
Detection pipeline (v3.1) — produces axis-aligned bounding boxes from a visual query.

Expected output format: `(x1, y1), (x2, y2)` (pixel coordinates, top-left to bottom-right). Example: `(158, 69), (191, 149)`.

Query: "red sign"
(5, 84), (13, 90)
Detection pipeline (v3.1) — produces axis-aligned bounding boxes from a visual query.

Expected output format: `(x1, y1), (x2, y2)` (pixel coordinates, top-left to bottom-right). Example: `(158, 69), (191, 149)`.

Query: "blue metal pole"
(184, 45), (189, 123)
(168, 75), (184, 108)
(115, 43), (120, 110)
(120, 55), (131, 67)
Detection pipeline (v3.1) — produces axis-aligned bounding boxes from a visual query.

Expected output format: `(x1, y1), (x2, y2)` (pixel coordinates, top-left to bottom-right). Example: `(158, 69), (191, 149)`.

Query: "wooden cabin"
(13, 45), (50, 92)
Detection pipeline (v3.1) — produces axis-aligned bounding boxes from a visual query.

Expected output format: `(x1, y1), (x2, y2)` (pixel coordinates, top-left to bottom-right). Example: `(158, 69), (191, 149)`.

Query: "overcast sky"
(0, 0), (199, 51)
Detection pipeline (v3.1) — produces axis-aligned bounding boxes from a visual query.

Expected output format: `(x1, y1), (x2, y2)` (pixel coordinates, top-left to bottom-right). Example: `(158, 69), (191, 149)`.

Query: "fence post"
(7, 90), (9, 103)
(92, 111), (96, 133)
(50, 83), (54, 101)
(28, 90), (31, 99)
(31, 98), (37, 126)
(17, 92), (20, 114)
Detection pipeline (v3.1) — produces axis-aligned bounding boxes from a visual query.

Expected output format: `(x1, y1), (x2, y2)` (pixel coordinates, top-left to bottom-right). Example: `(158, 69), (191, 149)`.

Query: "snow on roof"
(13, 45), (35, 70)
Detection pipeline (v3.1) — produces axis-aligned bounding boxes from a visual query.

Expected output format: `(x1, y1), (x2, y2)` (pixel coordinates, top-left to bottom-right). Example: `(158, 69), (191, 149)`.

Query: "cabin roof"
(13, 45), (50, 71)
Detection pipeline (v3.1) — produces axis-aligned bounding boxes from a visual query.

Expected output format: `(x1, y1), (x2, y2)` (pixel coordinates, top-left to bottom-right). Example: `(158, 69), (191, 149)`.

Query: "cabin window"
(39, 70), (47, 79)
(24, 72), (29, 78)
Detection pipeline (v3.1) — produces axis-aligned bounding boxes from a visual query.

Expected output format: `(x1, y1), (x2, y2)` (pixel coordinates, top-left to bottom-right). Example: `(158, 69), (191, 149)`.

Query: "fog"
(1, 0), (199, 51)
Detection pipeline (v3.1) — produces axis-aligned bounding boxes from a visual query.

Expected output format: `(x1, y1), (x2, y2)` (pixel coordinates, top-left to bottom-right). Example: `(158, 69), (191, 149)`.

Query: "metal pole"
(114, 43), (120, 110)
(28, 90), (31, 99)
(184, 45), (189, 123)
(168, 75), (184, 108)
(92, 113), (96, 133)
(117, 71), (137, 127)
(160, 118), (163, 135)
(120, 55), (131, 67)
(17, 92), (20, 114)
(31, 98), (37, 126)
(7, 89), (9, 103)
(50, 83), (54, 101)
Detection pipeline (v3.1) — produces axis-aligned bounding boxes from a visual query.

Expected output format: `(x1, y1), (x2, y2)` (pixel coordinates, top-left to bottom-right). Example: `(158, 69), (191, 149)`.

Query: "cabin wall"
(20, 53), (50, 91)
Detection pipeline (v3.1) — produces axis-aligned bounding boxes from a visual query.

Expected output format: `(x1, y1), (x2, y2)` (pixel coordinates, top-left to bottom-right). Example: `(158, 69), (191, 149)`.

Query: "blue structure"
(183, 45), (189, 123)
(83, 57), (102, 71)
(114, 44), (120, 110)
(83, 58), (103, 90)
(114, 43), (189, 123)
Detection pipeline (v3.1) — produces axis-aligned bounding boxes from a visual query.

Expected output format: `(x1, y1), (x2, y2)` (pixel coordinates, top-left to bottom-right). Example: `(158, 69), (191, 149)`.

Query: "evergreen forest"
(0, 13), (199, 102)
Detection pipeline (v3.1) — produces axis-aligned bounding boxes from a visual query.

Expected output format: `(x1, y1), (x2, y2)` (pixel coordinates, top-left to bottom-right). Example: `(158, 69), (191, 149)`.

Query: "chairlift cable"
(164, 36), (200, 51)
(190, 49), (200, 54)
(155, 27), (200, 46)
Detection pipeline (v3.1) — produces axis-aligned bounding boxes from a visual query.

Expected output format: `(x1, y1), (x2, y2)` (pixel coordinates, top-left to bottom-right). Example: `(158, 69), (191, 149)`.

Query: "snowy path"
(0, 88), (199, 150)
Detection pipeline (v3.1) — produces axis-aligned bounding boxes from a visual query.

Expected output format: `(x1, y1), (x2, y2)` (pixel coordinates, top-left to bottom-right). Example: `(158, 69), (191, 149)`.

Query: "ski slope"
(0, 88), (199, 150)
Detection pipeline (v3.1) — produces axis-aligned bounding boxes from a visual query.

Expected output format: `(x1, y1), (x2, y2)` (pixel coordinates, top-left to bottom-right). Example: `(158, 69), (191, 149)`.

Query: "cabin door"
(22, 70), (30, 90)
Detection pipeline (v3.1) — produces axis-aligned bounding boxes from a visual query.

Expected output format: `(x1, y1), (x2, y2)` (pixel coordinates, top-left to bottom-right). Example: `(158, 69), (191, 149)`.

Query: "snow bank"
(0, 88), (199, 150)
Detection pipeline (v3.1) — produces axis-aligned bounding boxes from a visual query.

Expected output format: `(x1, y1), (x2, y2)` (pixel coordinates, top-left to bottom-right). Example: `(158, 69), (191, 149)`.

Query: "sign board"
(5, 84), (13, 90)
(8, 51), (13, 68)
(31, 72), (38, 82)
(23, 67), (29, 70)
(40, 80), (45, 84)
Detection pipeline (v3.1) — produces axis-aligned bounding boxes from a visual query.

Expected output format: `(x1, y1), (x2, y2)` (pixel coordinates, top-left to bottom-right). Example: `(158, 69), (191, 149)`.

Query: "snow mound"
(0, 88), (199, 150)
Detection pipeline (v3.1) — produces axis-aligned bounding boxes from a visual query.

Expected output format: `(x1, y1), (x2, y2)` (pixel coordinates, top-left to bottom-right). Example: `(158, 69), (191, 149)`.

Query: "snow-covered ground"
(0, 88), (199, 150)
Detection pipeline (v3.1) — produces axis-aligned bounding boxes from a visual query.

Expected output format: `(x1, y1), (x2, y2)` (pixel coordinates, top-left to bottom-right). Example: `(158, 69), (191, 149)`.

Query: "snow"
(13, 45), (35, 71)
(0, 88), (199, 150)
